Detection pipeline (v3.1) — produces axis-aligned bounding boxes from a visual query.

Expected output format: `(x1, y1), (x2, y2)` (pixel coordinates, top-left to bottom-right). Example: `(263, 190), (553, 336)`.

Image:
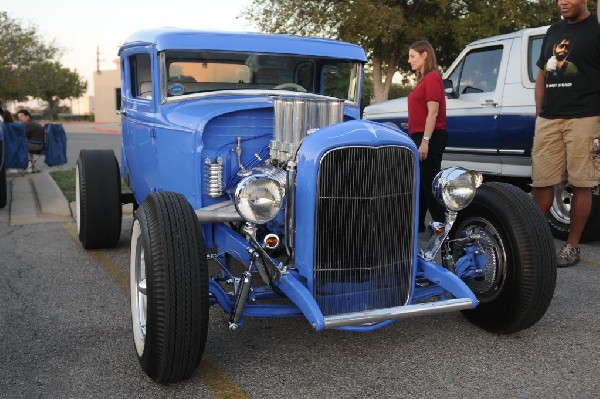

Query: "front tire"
(548, 181), (600, 242)
(76, 150), (122, 249)
(451, 182), (557, 334)
(130, 192), (209, 384)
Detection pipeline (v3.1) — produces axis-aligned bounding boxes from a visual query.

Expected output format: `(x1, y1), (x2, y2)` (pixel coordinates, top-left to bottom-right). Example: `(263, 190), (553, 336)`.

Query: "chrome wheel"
(454, 217), (507, 303)
(548, 181), (600, 242)
(453, 182), (556, 333)
(550, 182), (571, 225)
(130, 220), (147, 357)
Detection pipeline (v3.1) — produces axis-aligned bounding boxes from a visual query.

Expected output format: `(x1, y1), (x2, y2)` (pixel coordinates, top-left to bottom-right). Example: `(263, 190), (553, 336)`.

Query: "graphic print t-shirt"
(536, 14), (600, 118)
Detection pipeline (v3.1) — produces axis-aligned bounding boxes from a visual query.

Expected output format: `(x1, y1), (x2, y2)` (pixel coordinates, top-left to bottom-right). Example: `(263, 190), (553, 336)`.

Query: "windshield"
(162, 50), (360, 102)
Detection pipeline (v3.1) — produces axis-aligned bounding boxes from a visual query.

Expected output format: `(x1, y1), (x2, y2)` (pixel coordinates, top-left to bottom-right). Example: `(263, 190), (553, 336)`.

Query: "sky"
(2, 0), (256, 95)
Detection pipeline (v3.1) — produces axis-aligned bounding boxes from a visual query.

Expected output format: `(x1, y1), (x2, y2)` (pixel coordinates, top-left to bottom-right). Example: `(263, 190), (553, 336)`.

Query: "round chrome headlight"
(234, 173), (285, 224)
(433, 167), (483, 211)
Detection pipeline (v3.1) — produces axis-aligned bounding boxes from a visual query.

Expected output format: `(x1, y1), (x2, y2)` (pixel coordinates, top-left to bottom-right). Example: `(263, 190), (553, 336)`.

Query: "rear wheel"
(130, 192), (209, 384)
(76, 150), (122, 249)
(548, 181), (600, 242)
(450, 182), (556, 334)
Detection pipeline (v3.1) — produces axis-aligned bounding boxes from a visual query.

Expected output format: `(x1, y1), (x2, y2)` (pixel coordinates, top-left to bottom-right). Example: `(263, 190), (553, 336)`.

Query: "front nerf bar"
(322, 298), (474, 329)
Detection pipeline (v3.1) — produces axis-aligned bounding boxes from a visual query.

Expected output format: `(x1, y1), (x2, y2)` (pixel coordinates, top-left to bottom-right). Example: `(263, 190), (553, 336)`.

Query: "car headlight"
(433, 167), (483, 211)
(234, 170), (285, 224)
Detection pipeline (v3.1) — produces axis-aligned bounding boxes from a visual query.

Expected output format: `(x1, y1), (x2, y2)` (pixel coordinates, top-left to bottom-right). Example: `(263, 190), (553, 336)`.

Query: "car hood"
(363, 97), (408, 119)
(161, 91), (357, 132)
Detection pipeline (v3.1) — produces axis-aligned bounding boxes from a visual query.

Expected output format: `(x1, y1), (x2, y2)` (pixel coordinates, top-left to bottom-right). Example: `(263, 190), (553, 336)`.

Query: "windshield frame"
(158, 50), (362, 106)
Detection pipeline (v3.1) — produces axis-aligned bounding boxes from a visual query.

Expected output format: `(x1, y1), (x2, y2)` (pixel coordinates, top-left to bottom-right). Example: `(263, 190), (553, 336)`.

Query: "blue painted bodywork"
(119, 29), (483, 332)
(119, 29), (368, 63)
(496, 113), (536, 153)
(367, 113), (536, 157)
(200, 120), (479, 331)
(293, 120), (418, 292)
(122, 95), (362, 208)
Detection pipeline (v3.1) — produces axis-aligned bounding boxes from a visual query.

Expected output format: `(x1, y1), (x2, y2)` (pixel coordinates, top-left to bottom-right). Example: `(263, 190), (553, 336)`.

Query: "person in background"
(407, 40), (448, 233)
(1, 108), (14, 122)
(16, 109), (45, 172)
(532, 0), (600, 267)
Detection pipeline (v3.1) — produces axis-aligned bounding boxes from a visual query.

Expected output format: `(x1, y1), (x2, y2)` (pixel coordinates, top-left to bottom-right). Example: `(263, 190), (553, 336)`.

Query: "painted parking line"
(581, 258), (600, 267)
(61, 222), (249, 398)
(198, 359), (250, 399)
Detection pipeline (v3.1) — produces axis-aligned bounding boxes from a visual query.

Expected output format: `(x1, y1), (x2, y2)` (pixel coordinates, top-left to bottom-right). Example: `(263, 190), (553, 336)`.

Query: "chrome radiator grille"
(314, 146), (416, 316)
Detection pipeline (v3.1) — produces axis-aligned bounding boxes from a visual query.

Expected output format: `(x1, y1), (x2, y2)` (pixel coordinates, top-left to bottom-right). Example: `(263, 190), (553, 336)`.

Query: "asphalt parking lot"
(1, 125), (599, 398)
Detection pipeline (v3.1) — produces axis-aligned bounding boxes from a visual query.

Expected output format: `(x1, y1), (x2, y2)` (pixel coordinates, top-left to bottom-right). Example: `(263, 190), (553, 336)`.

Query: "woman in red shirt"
(407, 41), (447, 232)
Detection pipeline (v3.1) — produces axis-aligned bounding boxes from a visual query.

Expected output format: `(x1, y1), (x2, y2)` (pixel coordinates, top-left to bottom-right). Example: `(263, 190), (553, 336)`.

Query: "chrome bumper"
(196, 200), (243, 223)
(322, 298), (474, 329)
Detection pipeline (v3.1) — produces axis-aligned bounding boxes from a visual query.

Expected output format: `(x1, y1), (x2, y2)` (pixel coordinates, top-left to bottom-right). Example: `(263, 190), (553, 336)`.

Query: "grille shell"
(314, 146), (417, 316)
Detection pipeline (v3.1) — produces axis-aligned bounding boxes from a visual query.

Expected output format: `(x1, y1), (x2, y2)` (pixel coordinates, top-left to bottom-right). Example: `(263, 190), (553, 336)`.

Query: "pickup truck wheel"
(76, 150), (122, 249)
(451, 182), (556, 334)
(549, 182), (600, 242)
(130, 192), (208, 384)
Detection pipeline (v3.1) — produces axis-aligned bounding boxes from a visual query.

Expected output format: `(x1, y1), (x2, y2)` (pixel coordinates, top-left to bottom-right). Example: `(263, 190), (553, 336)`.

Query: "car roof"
(468, 25), (549, 46)
(119, 28), (368, 62)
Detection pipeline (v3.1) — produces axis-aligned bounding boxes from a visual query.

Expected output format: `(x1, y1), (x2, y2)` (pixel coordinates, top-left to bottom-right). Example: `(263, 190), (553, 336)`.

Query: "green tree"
(0, 11), (59, 104)
(243, 0), (582, 103)
(25, 61), (87, 120)
(361, 72), (374, 114)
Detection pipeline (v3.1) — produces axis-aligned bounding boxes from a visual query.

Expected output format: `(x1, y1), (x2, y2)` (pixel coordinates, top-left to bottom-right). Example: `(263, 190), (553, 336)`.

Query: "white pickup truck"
(363, 26), (600, 242)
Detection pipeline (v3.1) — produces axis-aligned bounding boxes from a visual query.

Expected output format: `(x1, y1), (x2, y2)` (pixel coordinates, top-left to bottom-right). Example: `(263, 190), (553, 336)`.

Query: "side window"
(446, 62), (462, 95)
(528, 36), (544, 82)
(449, 46), (503, 95)
(115, 88), (121, 111)
(129, 53), (152, 99)
(322, 62), (357, 102)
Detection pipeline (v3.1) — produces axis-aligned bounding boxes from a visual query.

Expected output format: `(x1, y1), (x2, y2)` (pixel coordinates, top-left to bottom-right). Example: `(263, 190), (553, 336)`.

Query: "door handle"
(116, 109), (127, 116)
(481, 99), (498, 107)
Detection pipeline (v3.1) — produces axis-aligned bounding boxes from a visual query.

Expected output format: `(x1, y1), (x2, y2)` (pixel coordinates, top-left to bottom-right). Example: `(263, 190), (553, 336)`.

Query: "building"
(69, 95), (94, 115)
(93, 64), (121, 123)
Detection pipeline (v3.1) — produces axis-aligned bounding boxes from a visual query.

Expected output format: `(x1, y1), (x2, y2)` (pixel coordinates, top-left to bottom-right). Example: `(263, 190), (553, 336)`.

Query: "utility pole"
(96, 46), (101, 75)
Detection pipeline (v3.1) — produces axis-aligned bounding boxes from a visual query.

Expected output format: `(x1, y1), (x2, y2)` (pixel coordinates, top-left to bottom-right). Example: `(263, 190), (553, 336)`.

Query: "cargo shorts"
(532, 116), (600, 188)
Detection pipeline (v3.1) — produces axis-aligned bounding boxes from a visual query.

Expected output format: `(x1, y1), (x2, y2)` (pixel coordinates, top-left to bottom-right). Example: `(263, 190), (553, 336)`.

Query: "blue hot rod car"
(75, 28), (556, 383)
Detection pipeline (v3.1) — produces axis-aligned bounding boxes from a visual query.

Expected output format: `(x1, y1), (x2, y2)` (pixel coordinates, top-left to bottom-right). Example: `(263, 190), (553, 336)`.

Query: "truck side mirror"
(443, 79), (457, 98)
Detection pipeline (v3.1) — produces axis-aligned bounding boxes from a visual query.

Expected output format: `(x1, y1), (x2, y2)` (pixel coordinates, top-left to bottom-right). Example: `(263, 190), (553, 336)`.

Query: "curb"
(1, 171), (132, 226)
(31, 172), (72, 218)
(92, 126), (120, 134)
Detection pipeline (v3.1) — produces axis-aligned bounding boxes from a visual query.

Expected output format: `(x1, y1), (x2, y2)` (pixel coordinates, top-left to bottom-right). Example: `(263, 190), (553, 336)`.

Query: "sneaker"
(557, 244), (580, 267)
